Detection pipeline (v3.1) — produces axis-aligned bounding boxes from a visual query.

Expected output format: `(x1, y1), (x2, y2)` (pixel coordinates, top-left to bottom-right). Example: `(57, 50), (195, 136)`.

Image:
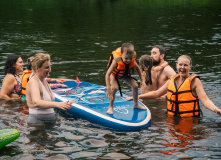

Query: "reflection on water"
(0, 0), (221, 159)
(0, 99), (221, 159)
(162, 117), (201, 154)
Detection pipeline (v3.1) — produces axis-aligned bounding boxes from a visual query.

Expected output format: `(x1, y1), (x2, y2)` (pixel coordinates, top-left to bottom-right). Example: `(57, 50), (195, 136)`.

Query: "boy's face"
(121, 52), (134, 64)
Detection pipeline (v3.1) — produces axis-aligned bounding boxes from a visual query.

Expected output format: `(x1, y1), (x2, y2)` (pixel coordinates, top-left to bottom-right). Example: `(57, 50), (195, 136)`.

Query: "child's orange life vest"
(107, 47), (136, 79)
(21, 69), (32, 95)
(166, 73), (201, 117)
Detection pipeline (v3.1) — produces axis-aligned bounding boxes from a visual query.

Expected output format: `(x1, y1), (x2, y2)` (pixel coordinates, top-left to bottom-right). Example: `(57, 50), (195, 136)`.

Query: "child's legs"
(123, 77), (139, 105)
(109, 74), (118, 107)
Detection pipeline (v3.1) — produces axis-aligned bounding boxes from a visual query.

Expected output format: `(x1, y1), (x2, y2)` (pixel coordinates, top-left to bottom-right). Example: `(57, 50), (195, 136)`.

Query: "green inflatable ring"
(0, 129), (20, 149)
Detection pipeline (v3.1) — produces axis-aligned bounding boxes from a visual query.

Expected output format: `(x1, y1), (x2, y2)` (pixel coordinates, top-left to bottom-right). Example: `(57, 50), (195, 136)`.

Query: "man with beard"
(140, 45), (176, 95)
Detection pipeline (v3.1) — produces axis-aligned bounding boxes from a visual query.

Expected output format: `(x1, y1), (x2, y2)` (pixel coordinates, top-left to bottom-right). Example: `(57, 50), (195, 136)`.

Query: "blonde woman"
(26, 53), (73, 125)
(127, 55), (221, 117)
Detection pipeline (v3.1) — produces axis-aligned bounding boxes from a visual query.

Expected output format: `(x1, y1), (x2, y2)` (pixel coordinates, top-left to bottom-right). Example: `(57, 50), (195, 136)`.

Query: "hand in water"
(214, 107), (221, 116)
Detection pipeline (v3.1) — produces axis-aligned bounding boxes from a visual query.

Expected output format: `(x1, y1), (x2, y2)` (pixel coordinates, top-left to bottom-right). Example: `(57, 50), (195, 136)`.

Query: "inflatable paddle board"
(52, 79), (151, 131)
(0, 129), (20, 149)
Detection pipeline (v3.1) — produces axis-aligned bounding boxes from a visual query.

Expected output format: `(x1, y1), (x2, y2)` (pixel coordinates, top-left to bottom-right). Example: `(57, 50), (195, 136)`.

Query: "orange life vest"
(21, 69), (32, 95)
(107, 47), (136, 79)
(166, 73), (201, 117)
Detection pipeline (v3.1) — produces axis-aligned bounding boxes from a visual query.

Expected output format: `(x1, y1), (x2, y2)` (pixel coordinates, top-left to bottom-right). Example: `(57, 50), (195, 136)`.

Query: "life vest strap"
(115, 75), (137, 97)
(167, 98), (199, 104)
(107, 54), (114, 69)
(167, 109), (201, 114)
(115, 77), (123, 97)
(167, 89), (192, 95)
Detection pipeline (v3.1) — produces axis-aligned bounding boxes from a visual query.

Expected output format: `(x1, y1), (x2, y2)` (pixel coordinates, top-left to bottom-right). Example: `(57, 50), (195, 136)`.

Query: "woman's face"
(37, 61), (51, 78)
(14, 57), (24, 73)
(176, 57), (192, 77)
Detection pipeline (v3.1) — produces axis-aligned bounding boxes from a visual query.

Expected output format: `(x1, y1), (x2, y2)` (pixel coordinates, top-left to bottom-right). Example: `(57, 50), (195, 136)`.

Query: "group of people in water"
(105, 43), (221, 116)
(0, 43), (220, 126)
(0, 53), (73, 126)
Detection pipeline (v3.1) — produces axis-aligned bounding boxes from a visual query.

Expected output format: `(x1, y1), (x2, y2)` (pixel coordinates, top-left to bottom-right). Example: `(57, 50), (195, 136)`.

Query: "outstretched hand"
(214, 107), (221, 116)
(126, 97), (133, 101)
(61, 84), (68, 88)
(56, 79), (66, 83)
(58, 101), (74, 111)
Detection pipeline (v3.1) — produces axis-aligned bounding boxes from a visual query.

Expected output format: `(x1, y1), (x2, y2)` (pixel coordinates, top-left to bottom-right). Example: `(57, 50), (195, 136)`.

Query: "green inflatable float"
(0, 129), (20, 149)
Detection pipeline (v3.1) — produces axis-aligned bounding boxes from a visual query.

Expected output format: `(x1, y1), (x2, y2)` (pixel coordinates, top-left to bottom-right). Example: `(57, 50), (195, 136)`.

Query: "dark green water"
(0, 0), (221, 159)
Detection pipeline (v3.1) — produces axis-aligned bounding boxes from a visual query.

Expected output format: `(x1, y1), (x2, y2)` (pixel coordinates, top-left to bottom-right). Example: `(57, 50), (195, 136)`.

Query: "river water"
(0, 0), (221, 159)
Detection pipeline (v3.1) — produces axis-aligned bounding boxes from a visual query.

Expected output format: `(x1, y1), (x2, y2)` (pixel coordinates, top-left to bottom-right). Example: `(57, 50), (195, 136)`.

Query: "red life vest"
(166, 73), (201, 117)
(107, 47), (136, 79)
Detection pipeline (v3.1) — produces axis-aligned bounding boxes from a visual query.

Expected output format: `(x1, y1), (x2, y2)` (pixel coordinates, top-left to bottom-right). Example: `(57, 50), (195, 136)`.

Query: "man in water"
(140, 45), (176, 94)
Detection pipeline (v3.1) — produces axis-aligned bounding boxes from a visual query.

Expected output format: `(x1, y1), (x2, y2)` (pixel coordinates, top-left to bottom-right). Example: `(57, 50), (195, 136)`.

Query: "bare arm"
(134, 62), (143, 84)
(153, 61), (168, 72)
(27, 78), (72, 110)
(0, 75), (20, 100)
(193, 78), (221, 115)
(126, 79), (169, 100)
(138, 80), (169, 99)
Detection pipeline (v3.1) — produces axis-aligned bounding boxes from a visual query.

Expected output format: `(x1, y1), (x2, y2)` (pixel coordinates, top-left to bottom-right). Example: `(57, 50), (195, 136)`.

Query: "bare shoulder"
(191, 77), (203, 88)
(4, 74), (15, 80)
(27, 76), (39, 87)
(163, 65), (176, 78)
(3, 74), (15, 83)
(164, 65), (175, 72)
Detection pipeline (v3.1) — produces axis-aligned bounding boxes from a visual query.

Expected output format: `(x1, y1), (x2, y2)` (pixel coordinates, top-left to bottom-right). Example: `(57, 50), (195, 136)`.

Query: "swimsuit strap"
(13, 75), (20, 83)
(35, 75), (55, 101)
(10, 74), (22, 95)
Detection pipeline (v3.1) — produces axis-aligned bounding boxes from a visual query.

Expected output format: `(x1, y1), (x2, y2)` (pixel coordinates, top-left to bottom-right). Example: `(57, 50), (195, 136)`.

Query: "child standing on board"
(106, 42), (146, 114)
(139, 55), (168, 93)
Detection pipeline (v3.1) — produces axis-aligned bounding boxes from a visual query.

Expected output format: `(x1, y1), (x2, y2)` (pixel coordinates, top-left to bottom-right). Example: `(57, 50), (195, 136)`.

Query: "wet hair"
(4, 54), (20, 75)
(32, 53), (50, 72)
(139, 55), (153, 85)
(177, 55), (192, 66)
(152, 45), (167, 60)
(121, 42), (135, 55)
(27, 56), (34, 70)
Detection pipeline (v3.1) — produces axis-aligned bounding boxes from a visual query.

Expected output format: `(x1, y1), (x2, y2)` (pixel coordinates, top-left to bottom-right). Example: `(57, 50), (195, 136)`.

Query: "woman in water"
(26, 53), (73, 126)
(127, 55), (221, 117)
(21, 56), (67, 101)
(0, 55), (24, 101)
